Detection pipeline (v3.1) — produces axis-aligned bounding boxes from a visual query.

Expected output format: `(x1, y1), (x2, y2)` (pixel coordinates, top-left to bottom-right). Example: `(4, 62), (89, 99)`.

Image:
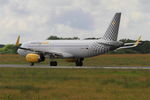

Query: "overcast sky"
(0, 0), (149, 44)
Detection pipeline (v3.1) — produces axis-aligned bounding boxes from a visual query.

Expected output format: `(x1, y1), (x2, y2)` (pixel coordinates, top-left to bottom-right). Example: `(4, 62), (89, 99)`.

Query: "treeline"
(47, 36), (100, 40)
(0, 36), (150, 54)
(47, 36), (80, 40)
(0, 44), (17, 54)
(0, 44), (4, 48)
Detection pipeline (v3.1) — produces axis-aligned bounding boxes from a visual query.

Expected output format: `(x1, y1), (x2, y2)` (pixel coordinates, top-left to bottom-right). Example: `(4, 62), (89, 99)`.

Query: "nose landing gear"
(30, 63), (34, 66)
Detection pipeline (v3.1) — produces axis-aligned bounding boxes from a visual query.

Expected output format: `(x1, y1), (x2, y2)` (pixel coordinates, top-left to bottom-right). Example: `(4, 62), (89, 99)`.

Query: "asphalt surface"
(0, 64), (150, 69)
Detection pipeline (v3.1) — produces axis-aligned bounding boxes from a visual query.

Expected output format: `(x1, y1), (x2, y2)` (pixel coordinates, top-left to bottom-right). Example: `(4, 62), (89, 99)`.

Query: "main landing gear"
(49, 58), (84, 66)
(75, 58), (84, 66)
(50, 61), (57, 66)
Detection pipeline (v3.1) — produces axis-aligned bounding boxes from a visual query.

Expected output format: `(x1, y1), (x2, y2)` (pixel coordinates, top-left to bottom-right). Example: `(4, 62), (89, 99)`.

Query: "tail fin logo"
(112, 21), (116, 25)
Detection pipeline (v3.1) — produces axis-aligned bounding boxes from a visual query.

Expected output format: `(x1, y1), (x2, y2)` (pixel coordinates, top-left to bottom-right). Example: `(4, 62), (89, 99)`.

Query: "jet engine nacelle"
(26, 53), (45, 63)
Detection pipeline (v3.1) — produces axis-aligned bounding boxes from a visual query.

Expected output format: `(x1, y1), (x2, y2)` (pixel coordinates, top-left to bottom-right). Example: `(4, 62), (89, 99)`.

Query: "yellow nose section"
(26, 54), (40, 63)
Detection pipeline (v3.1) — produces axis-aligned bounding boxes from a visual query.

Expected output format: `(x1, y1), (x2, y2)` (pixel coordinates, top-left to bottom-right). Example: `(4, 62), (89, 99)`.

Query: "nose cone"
(17, 48), (27, 56)
(17, 42), (32, 56)
(17, 44), (25, 56)
(17, 49), (22, 55)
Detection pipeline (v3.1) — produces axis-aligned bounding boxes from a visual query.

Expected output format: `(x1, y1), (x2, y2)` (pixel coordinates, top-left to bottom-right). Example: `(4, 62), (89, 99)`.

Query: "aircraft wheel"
(50, 61), (57, 66)
(76, 61), (83, 66)
(76, 58), (83, 66)
(30, 63), (34, 66)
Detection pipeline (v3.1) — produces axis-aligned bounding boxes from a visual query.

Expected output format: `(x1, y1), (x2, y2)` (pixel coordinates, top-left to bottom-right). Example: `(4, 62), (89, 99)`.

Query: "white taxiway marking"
(0, 65), (150, 69)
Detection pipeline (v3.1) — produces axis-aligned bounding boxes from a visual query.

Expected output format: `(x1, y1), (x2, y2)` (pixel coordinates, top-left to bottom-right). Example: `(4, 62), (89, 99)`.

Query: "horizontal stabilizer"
(116, 36), (141, 50)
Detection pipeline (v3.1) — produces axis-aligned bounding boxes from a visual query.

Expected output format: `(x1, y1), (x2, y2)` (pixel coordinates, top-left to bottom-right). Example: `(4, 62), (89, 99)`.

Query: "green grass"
(0, 54), (150, 100)
(0, 68), (149, 100)
(0, 54), (150, 66)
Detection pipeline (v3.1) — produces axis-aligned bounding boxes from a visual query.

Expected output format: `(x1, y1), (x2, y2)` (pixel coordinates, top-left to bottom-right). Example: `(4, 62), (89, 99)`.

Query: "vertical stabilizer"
(103, 13), (121, 41)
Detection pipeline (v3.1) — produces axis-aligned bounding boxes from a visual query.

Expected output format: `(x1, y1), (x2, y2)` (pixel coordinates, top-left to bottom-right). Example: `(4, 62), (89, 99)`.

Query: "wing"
(116, 36), (141, 50)
(19, 47), (73, 58)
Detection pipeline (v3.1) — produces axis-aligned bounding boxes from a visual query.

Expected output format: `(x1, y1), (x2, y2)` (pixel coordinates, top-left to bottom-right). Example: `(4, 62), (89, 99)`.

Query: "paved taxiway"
(0, 65), (150, 69)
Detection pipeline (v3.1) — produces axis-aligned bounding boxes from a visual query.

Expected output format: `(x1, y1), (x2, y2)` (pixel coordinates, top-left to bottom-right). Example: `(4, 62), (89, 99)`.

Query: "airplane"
(16, 12), (141, 66)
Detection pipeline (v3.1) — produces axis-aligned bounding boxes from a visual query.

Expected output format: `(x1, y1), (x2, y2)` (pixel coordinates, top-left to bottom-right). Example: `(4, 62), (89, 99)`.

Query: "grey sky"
(0, 0), (149, 44)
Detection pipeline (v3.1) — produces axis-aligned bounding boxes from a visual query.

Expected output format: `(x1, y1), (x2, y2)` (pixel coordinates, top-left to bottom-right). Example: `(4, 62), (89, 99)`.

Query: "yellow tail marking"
(16, 35), (20, 46)
(135, 36), (141, 46)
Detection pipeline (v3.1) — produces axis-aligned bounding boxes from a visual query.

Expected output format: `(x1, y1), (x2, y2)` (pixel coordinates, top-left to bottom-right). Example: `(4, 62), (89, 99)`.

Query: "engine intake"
(26, 53), (45, 63)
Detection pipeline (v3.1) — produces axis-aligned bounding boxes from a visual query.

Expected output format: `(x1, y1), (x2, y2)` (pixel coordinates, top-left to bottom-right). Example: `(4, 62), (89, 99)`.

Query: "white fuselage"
(17, 39), (122, 59)
(17, 13), (124, 60)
